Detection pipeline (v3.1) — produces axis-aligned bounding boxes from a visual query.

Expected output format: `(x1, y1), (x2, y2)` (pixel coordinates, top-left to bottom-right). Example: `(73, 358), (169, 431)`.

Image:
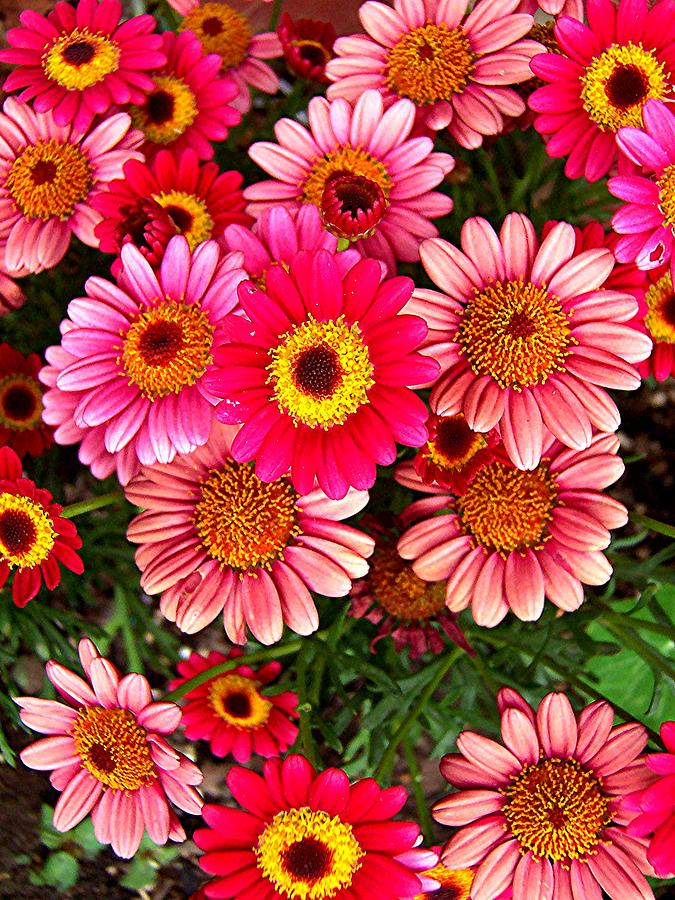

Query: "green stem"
(477, 148), (507, 219)
(115, 586), (143, 675)
(403, 736), (435, 843)
(630, 513), (675, 540)
(296, 643), (320, 768)
(61, 491), (124, 519)
(593, 601), (675, 640)
(268, 0), (283, 31)
(598, 617), (675, 682)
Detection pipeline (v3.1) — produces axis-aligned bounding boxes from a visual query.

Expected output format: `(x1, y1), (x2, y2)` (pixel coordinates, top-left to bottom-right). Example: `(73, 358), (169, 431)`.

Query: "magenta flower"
(16, 638), (202, 859)
(629, 263), (675, 381)
(0, 343), (52, 459)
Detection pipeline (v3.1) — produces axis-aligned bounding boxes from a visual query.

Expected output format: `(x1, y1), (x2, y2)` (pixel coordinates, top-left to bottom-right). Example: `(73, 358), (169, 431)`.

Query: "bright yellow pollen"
(179, 2), (251, 69)
(268, 316), (374, 429)
(71, 707), (156, 792)
(0, 375), (43, 430)
(42, 29), (120, 90)
(207, 674), (272, 728)
(658, 164), (675, 236)
(193, 461), (301, 571)
(644, 270), (675, 343)
(457, 279), (573, 390)
(367, 545), (446, 621)
(414, 864), (474, 900)
(502, 758), (610, 862)
(0, 493), (55, 569)
(120, 301), (213, 400)
(581, 43), (670, 132)
(153, 190), (214, 250)
(130, 75), (198, 145)
(386, 22), (474, 105)
(302, 146), (391, 208)
(458, 461), (558, 554)
(255, 807), (365, 899)
(6, 140), (92, 221)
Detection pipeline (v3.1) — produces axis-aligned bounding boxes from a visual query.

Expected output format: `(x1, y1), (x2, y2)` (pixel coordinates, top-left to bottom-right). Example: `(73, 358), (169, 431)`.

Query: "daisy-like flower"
(398, 432), (628, 627)
(0, 0), (166, 134)
(0, 343), (52, 458)
(124, 422), (375, 645)
(244, 90), (454, 273)
(629, 264), (675, 381)
(129, 30), (240, 161)
(169, 0), (282, 113)
(0, 446), (83, 607)
(195, 753), (440, 899)
(0, 98), (143, 275)
(325, 0), (541, 149)
(52, 236), (247, 469)
(413, 852), (513, 899)
(406, 214), (651, 471)
(16, 637), (202, 859)
(529, 0), (675, 182)
(205, 249), (440, 500)
(435, 688), (656, 900)
(609, 99), (675, 270)
(624, 720), (675, 878)
(167, 648), (299, 762)
(277, 12), (337, 84)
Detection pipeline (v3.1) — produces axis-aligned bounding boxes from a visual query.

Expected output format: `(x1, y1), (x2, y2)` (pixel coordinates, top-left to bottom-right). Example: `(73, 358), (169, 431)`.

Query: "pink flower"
(609, 99), (675, 270)
(629, 263), (675, 381)
(167, 648), (298, 762)
(0, 343), (52, 459)
(244, 90), (454, 273)
(16, 637), (202, 859)
(0, 262), (25, 316)
(195, 754), (439, 899)
(129, 30), (240, 161)
(277, 12), (336, 84)
(325, 0), (541, 148)
(406, 214), (651, 471)
(124, 422), (375, 644)
(51, 236), (247, 470)
(204, 249), (440, 500)
(530, 0), (675, 182)
(398, 432), (628, 627)
(624, 720), (675, 878)
(435, 688), (657, 900)
(0, 98), (143, 275)
(516, 0), (582, 16)
(0, 0), (166, 134)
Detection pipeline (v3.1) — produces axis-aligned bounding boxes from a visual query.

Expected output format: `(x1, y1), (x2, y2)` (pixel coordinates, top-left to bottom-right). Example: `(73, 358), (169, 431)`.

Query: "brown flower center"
(71, 707), (156, 791)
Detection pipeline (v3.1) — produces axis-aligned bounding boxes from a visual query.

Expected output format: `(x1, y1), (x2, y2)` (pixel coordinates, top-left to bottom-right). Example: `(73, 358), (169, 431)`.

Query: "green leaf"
(41, 851), (79, 891)
(120, 858), (157, 890)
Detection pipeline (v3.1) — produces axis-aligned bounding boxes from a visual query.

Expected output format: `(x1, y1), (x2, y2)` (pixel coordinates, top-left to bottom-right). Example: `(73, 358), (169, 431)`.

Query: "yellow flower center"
(0, 375), (44, 431)
(367, 545), (446, 621)
(153, 190), (214, 250)
(267, 316), (374, 429)
(581, 43), (670, 132)
(502, 758), (610, 862)
(0, 493), (55, 569)
(179, 2), (251, 69)
(255, 807), (365, 899)
(193, 461), (301, 571)
(71, 707), (156, 792)
(644, 270), (675, 343)
(385, 22), (474, 105)
(6, 140), (92, 221)
(42, 28), (120, 90)
(414, 864), (474, 900)
(120, 301), (214, 400)
(207, 673), (272, 728)
(302, 146), (391, 209)
(457, 461), (558, 554)
(457, 279), (573, 390)
(658, 164), (675, 236)
(424, 414), (486, 473)
(130, 75), (198, 145)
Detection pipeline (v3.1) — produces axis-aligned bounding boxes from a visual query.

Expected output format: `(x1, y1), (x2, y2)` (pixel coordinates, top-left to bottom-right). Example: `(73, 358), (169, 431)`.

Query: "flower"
(0, 0), (166, 133)
(277, 12), (336, 84)
(0, 343), (52, 458)
(406, 214), (651, 471)
(0, 446), (83, 606)
(169, 0), (282, 114)
(398, 432), (628, 627)
(0, 98), (143, 275)
(325, 0), (541, 148)
(125, 422), (375, 644)
(0, 262), (25, 316)
(244, 90), (454, 273)
(435, 688), (656, 900)
(129, 30), (240, 161)
(16, 637), (202, 859)
(52, 236), (247, 470)
(167, 648), (298, 762)
(194, 753), (440, 899)
(624, 720), (675, 878)
(629, 264), (675, 381)
(608, 99), (675, 270)
(413, 854), (513, 899)
(205, 249), (440, 500)
(93, 147), (251, 272)
(529, 0), (675, 182)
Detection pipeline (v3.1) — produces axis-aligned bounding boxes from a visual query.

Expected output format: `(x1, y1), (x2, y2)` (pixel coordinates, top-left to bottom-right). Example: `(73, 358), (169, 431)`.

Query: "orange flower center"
(6, 140), (92, 220)
(367, 545), (446, 620)
(302, 146), (391, 210)
(179, 2), (251, 69)
(207, 674), (272, 728)
(414, 863), (474, 900)
(0, 493), (54, 569)
(386, 22), (474, 105)
(658, 165), (675, 236)
(644, 270), (675, 343)
(0, 375), (43, 431)
(71, 707), (156, 791)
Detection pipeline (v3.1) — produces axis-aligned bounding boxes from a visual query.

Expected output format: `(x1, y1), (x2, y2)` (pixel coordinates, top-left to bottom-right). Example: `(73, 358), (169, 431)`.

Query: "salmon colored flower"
(0, 262), (25, 316)
(413, 853), (513, 899)
(277, 12), (336, 84)
(0, 344), (52, 458)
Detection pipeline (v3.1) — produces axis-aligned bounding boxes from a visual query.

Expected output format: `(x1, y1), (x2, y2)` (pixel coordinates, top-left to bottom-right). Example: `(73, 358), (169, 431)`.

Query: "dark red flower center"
(2, 385), (37, 422)
(297, 40), (329, 67)
(88, 743), (116, 773)
(201, 16), (225, 36)
(330, 173), (381, 218)
(61, 40), (96, 67)
(283, 837), (332, 882)
(30, 160), (57, 186)
(320, 173), (388, 240)
(435, 416), (478, 462)
(662, 293), (675, 325)
(293, 345), (342, 397)
(146, 90), (175, 125)
(0, 509), (36, 555)
(164, 204), (194, 233)
(139, 320), (184, 366)
(507, 311), (536, 339)
(605, 64), (647, 109)
(222, 691), (252, 718)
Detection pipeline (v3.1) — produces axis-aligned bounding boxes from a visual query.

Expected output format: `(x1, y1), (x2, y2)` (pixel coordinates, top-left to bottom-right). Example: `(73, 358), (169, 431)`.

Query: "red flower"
(277, 12), (336, 84)
(0, 343), (52, 458)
